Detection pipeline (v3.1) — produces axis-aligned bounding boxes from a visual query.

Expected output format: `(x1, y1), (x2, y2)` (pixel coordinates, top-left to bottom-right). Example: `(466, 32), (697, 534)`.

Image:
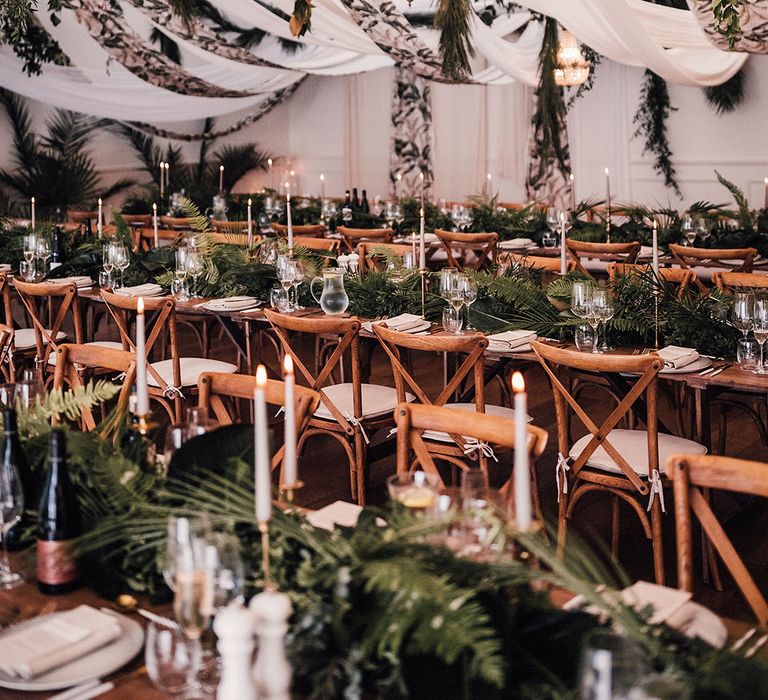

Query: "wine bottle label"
(49, 262), (62, 270)
(36, 539), (78, 585)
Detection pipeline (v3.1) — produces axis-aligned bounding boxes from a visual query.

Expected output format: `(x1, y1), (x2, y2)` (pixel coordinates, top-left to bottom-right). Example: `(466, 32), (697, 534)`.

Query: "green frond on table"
(715, 169), (754, 232)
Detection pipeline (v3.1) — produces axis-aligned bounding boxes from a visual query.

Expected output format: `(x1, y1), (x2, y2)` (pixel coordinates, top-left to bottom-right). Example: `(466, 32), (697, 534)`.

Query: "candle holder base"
(653, 288), (661, 350)
(419, 268), (428, 319)
(136, 414), (158, 437)
(278, 480), (305, 513)
(258, 520), (275, 591)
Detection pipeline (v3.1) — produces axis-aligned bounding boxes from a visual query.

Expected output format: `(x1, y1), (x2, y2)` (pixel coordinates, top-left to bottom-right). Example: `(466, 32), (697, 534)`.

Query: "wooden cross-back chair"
(197, 371), (320, 482)
(13, 279), (122, 386)
(712, 271), (768, 293)
(668, 244), (758, 292)
(68, 211), (99, 228)
(52, 343), (136, 432)
(0, 275), (18, 380)
(121, 214), (152, 227)
(395, 403), (548, 512)
(565, 240), (640, 276)
(375, 326), (541, 508)
(531, 341), (706, 584)
(100, 290), (237, 423)
(136, 228), (182, 252)
(607, 263), (696, 299)
(271, 223), (325, 239)
(669, 453), (768, 628)
(357, 243), (413, 272)
(210, 220), (253, 247)
(293, 236), (340, 255)
(0, 323), (15, 384)
(263, 309), (400, 504)
(160, 216), (195, 231)
(336, 226), (393, 253)
(434, 228), (498, 272)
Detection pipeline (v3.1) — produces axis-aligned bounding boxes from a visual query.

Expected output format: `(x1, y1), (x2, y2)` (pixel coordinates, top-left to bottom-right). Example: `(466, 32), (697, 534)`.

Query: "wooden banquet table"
(0, 554), (755, 700)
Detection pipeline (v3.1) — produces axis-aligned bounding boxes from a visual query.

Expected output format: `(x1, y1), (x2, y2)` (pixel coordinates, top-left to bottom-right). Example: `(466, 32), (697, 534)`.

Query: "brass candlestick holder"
(605, 206), (612, 244)
(278, 480), (305, 513)
(258, 520), (275, 591)
(136, 414), (158, 437)
(419, 267), (428, 319)
(653, 287), (661, 350)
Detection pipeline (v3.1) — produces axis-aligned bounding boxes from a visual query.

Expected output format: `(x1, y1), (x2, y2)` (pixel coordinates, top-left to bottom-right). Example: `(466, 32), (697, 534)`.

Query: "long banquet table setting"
(4, 0), (768, 698)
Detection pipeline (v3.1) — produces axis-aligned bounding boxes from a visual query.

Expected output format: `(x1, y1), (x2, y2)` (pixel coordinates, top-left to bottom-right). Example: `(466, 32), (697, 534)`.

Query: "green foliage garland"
(633, 70), (681, 198)
(713, 0), (743, 49)
(434, 0), (474, 81)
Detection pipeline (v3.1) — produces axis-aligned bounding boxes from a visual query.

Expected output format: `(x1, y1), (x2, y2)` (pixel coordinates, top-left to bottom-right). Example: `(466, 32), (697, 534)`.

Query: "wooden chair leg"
(355, 430), (367, 505)
(650, 497), (665, 586)
(611, 495), (620, 559)
(717, 404), (729, 455)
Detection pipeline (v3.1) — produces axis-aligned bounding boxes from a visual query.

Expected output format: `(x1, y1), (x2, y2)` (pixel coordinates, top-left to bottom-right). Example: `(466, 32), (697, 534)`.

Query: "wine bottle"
(121, 387), (149, 470)
(3, 409), (32, 552)
(361, 190), (370, 214)
(351, 188), (360, 211)
(37, 429), (81, 595)
(50, 227), (65, 270)
(343, 190), (351, 208)
(84, 218), (92, 237)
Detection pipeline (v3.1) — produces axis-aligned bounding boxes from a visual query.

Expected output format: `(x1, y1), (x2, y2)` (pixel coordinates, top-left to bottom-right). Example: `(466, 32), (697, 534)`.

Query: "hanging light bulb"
(554, 29), (590, 87)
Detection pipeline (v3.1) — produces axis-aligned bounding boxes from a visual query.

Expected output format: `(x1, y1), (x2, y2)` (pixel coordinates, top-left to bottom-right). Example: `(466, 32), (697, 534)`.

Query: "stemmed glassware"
(394, 204), (405, 232)
(175, 248), (190, 301)
(681, 216), (696, 247)
(111, 243), (130, 289)
(546, 207), (559, 236)
(0, 452), (24, 589)
(186, 251), (204, 299)
(289, 259), (306, 310)
(384, 202), (396, 229)
(276, 255), (295, 311)
(752, 298), (768, 374)
(732, 292), (754, 340)
(592, 288), (614, 352)
(102, 243), (115, 286)
(695, 217), (711, 244)
(23, 234), (37, 264)
(458, 274), (478, 330)
(35, 238), (51, 275)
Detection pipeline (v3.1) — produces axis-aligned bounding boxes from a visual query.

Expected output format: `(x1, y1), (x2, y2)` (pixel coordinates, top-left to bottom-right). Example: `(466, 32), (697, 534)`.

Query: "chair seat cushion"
(569, 429), (706, 477)
(421, 403), (531, 443)
(14, 328), (66, 350)
(148, 358), (238, 388)
(314, 383), (413, 421)
(46, 341), (124, 366)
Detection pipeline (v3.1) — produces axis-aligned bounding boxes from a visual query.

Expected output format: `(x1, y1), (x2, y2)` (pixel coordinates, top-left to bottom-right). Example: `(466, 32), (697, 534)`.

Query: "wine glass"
(681, 217), (696, 247)
(112, 244), (130, 289)
(35, 238), (51, 275)
(204, 533), (245, 611)
(163, 515), (210, 592)
(546, 207), (559, 235)
(386, 471), (439, 513)
(23, 234), (36, 264)
(394, 204), (405, 232)
(442, 306), (463, 335)
(439, 267), (459, 302)
(695, 217), (711, 244)
(173, 535), (211, 699)
(186, 252), (204, 299)
(289, 259), (306, 310)
(0, 453), (24, 588)
(102, 243), (115, 276)
(459, 274), (478, 330)
(451, 205), (463, 232)
(276, 255), (295, 311)
(593, 289), (614, 352)
(185, 407), (209, 439)
(384, 202), (396, 229)
(175, 248), (190, 300)
(460, 208), (473, 231)
(752, 298), (768, 374)
(146, 621), (190, 695)
(732, 292), (754, 339)
(578, 630), (650, 700)
(570, 281), (593, 322)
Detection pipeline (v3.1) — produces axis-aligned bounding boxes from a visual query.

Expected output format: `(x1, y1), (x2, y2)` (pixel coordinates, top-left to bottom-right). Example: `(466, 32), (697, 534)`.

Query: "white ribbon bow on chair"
(343, 411), (370, 444)
(463, 439), (498, 462)
(555, 452), (570, 503)
(163, 386), (186, 400)
(647, 469), (666, 513)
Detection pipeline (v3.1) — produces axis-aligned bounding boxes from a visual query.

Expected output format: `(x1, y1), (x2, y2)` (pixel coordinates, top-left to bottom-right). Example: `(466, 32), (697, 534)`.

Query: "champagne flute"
(439, 267), (459, 302)
(204, 533), (245, 612)
(732, 292), (754, 339)
(0, 454), (24, 588)
(186, 252), (204, 299)
(23, 234), (36, 264)
(289, 259), (306, 310)
(175, 248), (190, 300)
(276, 255), (295, 311)
(570, 281), (593, 322)
(459, 274), (478, 330)
(546, 207), (559, 235)
(163, 515), (210, 592)
(173, 536), (211, 699)
(681, 216), (696, 247)
(695, 217), (711, 244)
(111, 244), (129, 289)
(752, 298), (768, 374)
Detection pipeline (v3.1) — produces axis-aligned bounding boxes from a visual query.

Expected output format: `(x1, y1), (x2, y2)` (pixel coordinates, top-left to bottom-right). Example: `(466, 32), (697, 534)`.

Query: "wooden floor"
(154, 321), (768, 626)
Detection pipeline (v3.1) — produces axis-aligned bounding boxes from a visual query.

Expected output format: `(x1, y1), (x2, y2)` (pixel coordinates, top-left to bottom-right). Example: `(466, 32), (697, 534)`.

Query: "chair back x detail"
(669, 453), (768, 628)
(668, 244), (757, 292)
(337, 226), (393, 253)
(565, 240), (640, 276)
(198, 371), (320, 482)
(434, 228), (498, 271)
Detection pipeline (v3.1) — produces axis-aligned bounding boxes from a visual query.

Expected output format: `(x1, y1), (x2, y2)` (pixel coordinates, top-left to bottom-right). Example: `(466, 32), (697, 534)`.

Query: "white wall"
(3, 55), (768, 210)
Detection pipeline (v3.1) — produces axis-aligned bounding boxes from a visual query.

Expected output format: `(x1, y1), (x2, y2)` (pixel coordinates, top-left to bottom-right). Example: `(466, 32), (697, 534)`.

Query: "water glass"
(731, 292), (754, 338)
(575, 324), (596, 352)
(461, 469), (489, 506)
(387, 471), (439, 514)
(186, 407), (209, 438)
(442, 306), (463, 335)
(19, 260), (36, 282)
(14, 370), (39, 410)
(737, 338), (759, 372)
(171, 278), (189, 302)
(146, 621), (190, 695)
(270, 287), (290, 312)
(571, 281), (593, 320)
(578, 630), (650, 700)
(164, 424), (188, 468)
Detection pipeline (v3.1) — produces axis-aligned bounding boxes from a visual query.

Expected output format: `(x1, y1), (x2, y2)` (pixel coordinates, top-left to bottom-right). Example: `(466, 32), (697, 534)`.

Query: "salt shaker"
(250, 589), (292, 700)
(214, 603), (257, 700)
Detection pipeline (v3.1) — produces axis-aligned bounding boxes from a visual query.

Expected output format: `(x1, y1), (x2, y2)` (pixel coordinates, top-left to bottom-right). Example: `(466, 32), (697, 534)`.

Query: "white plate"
(659, 356), (711, 374)
(0, 612), (144, 691)
(666, 601), (728, 649)
(487, 343), (532, 354)
(498, 240), (537, 250)
(398, 320), (431, 334)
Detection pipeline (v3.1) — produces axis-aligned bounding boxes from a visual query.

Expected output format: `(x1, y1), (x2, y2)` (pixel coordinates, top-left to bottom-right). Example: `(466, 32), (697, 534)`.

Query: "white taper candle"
(153, 203), (159, 248)
(569, 173), (576, 211)
(419, 208), (426, 270)
(285, 183), (293, 250)
(97, 198), (103, 238)
(283, 355), (297, 487)
(30, 196), (35, 229)
(247, 198), (253, 246)
(652, 220), (659, 277)
(135, 297), (150, 417)
(559, 212), (567, 276)
(512, 371), (531, 531)
(254, 365), (271, 523)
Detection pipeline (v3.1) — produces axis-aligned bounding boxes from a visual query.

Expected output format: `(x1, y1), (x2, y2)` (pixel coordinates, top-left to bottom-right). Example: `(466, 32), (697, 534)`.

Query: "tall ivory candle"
(152, 203), (159, 248)
(30, 196), (35, 229)
(604, 167), (611, 212)
(219, 165), (224, 195)
(283, 355), (297, 487)
(512, 371), (531, 531)
(254, 365), (271, 523)
(419, 171), (425, 208)
(419, 208), (426, 270)
(247, 198), (253, 246)
(159, 162), (165, 199)
(320, 173), (325, 201)
(764, 177), (767, 210)
(559, 212), (567, 276)
(569, 173), (576, 211)
(286, 184), (293, 250)
(135, 297), (150, 417)
(97, 198), (103, 238)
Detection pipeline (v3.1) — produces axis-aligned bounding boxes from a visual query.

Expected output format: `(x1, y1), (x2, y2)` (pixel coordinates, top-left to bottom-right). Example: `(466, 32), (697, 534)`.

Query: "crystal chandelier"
(554, 29), (590, 87)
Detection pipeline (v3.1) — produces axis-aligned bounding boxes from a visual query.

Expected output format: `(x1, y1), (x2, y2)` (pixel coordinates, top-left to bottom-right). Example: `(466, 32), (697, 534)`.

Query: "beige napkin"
(0, 605), (121, 679)
(658, 345), (700, 369)
(621, 581), (692, 625)
(203, 296), (259, 311)
(306, 501), (364, 530)
(115, 283), (164, 297)
(51, 276), (92, 287)
(486, 330), (537, 351)
(362, 313), (422, 334)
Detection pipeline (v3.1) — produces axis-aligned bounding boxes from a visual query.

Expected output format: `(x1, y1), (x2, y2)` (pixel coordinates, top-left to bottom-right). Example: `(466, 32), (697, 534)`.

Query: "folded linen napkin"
(306, 500), (364, 531)
(657, 345), (700, 369)
(50, 276), (93, 287)
(115, 283), (164, 297)
(0, 605), (121, 679)
(621, 581), (692, 625)
(499, 238), (534, 249)
(202, 296), (259, 311)
(486, 330), (537, 351)
(362, 313), (423, 334)
(0, 264), (12, 272)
